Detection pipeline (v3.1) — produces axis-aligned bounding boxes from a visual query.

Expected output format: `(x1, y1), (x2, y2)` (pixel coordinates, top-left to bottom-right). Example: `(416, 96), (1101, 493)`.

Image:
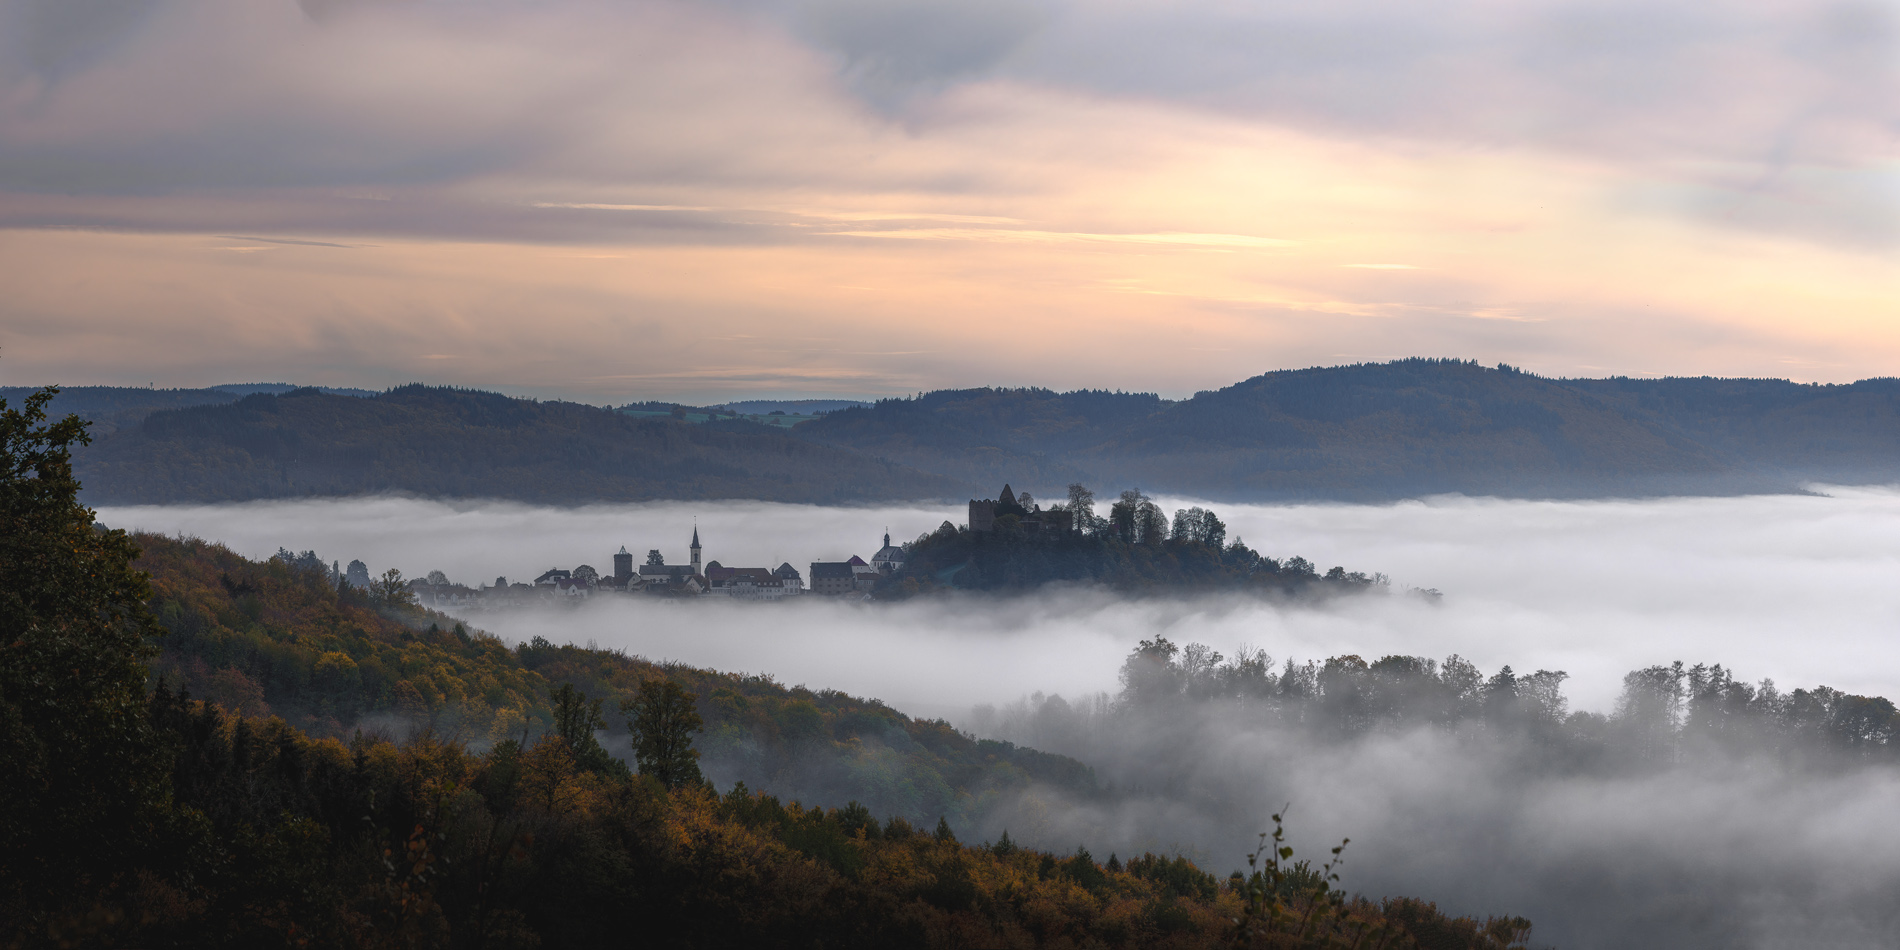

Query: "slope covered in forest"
(137, 533), (1091, 827)
(796, 359), (1900, 500)
(34, 358), (1900, 506)
(0, 384), (242, 438)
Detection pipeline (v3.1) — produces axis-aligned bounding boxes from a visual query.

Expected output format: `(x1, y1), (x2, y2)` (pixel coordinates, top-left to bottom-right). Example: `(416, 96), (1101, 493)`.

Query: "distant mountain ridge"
(0, 385), (242, 439)
(795, 359), (1900, 500)
(16, 359), (1900, 505)
(204, 382), (381, 398)
(69, 385), (966, 505)
(0, 383), (374, 438)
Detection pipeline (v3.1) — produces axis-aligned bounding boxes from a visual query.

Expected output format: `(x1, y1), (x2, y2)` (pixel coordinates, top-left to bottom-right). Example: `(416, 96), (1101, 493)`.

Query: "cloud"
(0, 0), (1895, 395)
(786, 0), (1052, 106)
(0, 0), (1890, 232)
(824, 228), (1296, 247)
(4, 0), (161, 79)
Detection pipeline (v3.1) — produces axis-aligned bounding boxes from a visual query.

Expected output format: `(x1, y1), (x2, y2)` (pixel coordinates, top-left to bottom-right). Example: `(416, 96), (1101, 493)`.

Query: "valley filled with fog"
(102, 485), (1900, 713)
(100, 487), (1900, 948)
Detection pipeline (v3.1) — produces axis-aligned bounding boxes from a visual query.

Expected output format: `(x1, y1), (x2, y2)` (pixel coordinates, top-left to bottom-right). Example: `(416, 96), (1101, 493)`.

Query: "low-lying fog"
(101, 487), (1900, 948)
(101, 486), (1900, 714)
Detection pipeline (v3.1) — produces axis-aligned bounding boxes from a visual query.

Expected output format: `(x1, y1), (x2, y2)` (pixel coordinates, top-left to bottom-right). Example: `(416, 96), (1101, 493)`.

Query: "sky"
(1, 0), (1896, 401)
(96, 485), (1900, 719)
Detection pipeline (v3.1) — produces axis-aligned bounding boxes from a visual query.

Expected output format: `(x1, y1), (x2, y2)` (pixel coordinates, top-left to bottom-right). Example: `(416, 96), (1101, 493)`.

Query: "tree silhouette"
(0, 387), (166, 931)
(375, 567), (416, 607)
(623, 679), (704, 790)
(552, 683), (624, 777)
(1065, 482), (1096, 535)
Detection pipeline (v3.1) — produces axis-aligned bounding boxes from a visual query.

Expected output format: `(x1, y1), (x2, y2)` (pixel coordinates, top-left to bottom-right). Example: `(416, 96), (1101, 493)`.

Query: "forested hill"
(0, 385), (241, 438)
(70, 385), (967, 505)
(0, 383), (379, 439)
(30, 359), (1900, 505)
(797, 360), (1900, 500)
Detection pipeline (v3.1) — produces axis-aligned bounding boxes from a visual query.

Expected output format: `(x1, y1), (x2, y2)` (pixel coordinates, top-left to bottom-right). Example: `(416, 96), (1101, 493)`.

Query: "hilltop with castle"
(377, 482), (1390, 607)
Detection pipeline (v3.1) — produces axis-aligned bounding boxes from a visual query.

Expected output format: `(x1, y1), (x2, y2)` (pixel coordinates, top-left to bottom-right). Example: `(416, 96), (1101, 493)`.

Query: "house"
(848, 555), (879, 591)
(534, 568), (572, 586)
(478, 581), (536, 608)
(408, 580), (481, 609)
(705, 563), (799, 600)
(808, 560), (857, 595)
(773, 562), (804, 592)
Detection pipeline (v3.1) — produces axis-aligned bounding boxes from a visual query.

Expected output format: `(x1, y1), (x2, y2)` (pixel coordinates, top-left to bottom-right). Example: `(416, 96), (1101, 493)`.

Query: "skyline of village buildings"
(320, 485), (1039, 609)
(400, 524), (910, 608)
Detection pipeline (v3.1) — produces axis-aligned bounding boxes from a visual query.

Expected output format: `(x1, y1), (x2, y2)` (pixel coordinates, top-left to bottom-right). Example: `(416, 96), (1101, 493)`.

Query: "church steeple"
(690, 524), (702, 575)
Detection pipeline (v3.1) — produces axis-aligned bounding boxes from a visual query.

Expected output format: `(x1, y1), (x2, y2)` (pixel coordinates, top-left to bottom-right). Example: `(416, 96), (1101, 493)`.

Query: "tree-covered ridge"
(96, 690), (1530, 948)
(787, 387), (1170, 488)
(880, 487), (1393, 597)
(72, 384), (967, 505)
(142, 533), (546, 737)
(0, 385), (242, 438)
(44, 360), (1900, 507)
(137, 532), (1101, 827)
(798, 359), (1900, 500)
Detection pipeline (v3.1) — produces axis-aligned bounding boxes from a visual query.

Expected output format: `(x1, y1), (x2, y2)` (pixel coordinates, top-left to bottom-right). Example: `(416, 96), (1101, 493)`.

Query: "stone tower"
(613, 545), (633, 584)
(690, 525), (702, 576)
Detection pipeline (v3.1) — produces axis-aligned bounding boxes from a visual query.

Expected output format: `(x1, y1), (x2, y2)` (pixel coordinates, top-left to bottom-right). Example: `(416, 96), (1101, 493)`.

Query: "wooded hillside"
(798, 360), (1900, 500)
(35, 359), (1900, 506)
(72, 385), (967, 505)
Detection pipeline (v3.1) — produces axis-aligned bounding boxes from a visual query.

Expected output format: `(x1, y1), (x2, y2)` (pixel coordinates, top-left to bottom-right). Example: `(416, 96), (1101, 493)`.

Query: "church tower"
(690, 525), (702, 576)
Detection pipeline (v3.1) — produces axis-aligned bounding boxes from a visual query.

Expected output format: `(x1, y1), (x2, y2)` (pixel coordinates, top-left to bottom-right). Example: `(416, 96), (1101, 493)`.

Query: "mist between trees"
(965, 637), (1900, 950)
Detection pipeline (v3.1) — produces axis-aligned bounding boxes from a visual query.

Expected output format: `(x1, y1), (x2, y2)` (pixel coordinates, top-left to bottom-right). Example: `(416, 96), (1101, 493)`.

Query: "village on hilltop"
(319, 483), (1232, 608)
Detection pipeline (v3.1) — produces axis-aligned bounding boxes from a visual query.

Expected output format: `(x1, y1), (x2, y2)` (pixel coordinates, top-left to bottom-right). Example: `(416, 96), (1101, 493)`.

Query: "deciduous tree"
(623, 678), (704, 790)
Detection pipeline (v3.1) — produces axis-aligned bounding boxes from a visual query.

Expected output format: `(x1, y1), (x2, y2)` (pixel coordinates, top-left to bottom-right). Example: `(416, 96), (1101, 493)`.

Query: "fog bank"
(972, 694), (1900, 950)
(99, 488), (1900, 947)
(101, 485), (1900, 712)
